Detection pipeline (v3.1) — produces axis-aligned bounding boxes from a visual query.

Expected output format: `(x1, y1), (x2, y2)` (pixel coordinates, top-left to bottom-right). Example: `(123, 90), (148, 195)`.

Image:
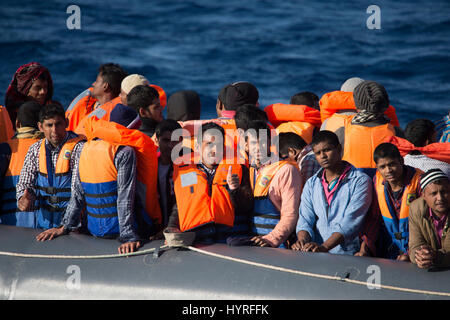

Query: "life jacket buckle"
(394, 232), (405, 240)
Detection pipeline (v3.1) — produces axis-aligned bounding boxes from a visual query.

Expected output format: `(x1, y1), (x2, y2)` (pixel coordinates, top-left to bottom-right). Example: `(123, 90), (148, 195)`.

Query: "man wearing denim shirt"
(292, 130), (373, 255)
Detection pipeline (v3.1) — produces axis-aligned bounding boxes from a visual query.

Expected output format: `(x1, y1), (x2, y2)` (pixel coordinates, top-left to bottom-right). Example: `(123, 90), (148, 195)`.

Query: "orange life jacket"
(321, 113), (354, 133)
(342, 119), (396, 169)
(70, 84), (166, 134)
(83, 116), (162, 225)
(0, 138), (40, 225)
(66, 88), (97, 132)
(173, 155), (242, 232)
(319, 91), (400, 127)
(264, 103), (322, 128)
(79, 139), (121, 237)
(74, 96), (121, 135)
(276, 121), (315, 144)
(385, 136), (450, 164)
(0, 105), (14, 144)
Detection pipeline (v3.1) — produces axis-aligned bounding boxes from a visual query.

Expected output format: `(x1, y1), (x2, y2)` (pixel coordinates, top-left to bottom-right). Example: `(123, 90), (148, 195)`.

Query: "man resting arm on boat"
(292, 131), (372, 255)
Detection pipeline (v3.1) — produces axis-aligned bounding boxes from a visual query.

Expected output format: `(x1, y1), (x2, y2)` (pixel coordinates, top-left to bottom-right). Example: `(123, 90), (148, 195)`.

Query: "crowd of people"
(0, 61), (449, 269)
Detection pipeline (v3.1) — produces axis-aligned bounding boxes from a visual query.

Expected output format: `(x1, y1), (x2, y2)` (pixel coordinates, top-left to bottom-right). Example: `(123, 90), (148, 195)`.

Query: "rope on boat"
(186, 245), (450, 298)
(0, 245), (169, 259)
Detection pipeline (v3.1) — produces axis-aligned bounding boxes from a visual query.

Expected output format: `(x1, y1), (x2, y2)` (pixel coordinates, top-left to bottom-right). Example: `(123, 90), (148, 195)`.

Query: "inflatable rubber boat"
(0, 224), (448, 300)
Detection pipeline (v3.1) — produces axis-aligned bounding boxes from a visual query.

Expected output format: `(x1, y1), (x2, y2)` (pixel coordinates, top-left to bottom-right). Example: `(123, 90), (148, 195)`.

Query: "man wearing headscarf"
(341, 81), (403, 177)
(5, 62), (54, 127)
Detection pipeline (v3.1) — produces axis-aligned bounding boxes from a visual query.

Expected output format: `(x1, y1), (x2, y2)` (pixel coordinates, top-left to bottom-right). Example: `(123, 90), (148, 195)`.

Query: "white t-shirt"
(404, 154), (450, 177)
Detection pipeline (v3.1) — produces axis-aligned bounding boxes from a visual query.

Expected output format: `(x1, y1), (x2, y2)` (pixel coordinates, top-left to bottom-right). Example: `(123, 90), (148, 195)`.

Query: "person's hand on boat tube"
(414, 245), (436, 269)
(291, 230), (311, 251)
(118, 241), (141, 255)
(250, 236), (271, 247)
(301, 242), (329, 253)
(18, 189), (35, 212)
(35, 226), (68, 242)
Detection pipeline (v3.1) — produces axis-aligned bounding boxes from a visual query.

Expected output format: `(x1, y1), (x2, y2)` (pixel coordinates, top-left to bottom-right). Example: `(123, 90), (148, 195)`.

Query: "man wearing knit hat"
(120, 74), (149, 106)
(341, 80), (403, 177)
(409, 169), (450, 268)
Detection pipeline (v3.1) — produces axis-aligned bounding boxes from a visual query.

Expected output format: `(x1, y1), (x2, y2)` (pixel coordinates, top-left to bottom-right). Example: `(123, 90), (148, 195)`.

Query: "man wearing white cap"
(120, 74), (149, 106)
(409, 169), (450, 268)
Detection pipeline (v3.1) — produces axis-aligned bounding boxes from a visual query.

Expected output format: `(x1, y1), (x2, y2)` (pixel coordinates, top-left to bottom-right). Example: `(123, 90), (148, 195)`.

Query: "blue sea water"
(0, 0), (449, 127)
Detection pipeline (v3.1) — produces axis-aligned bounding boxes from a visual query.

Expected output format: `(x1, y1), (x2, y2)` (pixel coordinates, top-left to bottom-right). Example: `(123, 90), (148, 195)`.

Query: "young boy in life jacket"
(358, 143), (423, 260)
(278, 132), (321, 198)
(167, 122), (253, 244)
(246, 121), (301, 248)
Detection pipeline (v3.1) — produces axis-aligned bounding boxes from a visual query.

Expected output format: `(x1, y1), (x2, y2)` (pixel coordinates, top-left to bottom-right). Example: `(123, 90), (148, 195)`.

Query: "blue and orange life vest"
(251, 160), (297, 247)
(173, 155), (242, 238)
(0, 138), (40, 227)
(83, 117), (161, 227)
(79, 139), (121, 237)
(35, 136), (84, 229)
(374, 168), (422, 258)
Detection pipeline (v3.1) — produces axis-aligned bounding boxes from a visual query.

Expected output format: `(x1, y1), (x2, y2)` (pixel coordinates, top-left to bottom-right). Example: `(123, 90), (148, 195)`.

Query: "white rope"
(186, 245), (450, 298)
(0, 245), (169, 259)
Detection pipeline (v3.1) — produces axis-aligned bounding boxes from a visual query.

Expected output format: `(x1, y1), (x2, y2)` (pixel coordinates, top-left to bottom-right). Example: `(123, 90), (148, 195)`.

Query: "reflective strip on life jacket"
(79, 140), (120, 237)
(173, 156), (241, 232)
(342, 120), (396, 170)
(375, 169), (422, 256)
(264, 103), (322, 128)
(319, 91), (400, 127)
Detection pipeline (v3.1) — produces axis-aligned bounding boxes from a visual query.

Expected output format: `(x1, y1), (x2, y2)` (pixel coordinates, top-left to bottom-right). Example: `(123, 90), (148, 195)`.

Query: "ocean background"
(0, 0), (449, 127)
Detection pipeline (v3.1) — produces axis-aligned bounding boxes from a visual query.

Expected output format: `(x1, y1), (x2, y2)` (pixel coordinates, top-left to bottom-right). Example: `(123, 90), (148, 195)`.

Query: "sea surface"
(1, 0), (449, 127)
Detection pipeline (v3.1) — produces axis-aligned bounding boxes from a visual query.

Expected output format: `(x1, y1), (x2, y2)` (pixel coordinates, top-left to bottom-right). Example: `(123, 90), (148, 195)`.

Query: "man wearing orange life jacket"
(0, 102), (44, 227)
(167, 122), (253, 244)
(341, 81), (404, 178)
(401, 119), (450, 177)
(36, 106), (146, 254)
(357, 143), (422, 259)
(265, 91), (322, 145)
(66, 63), (127, 132)
(319, 77), (402, 146)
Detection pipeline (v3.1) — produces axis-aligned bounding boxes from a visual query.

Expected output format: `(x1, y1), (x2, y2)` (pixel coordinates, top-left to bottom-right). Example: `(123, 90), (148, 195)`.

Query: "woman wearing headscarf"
(5, 62), (54, 128)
